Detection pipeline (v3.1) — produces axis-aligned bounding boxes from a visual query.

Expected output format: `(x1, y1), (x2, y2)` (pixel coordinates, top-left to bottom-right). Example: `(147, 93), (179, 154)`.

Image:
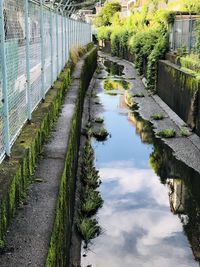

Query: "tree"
(94, 1), (121, 27)
(183, 0), (200, 13)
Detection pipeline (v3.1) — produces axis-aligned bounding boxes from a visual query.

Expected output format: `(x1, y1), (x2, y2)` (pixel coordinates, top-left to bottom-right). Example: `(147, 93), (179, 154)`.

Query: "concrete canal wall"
(157, 60), (199, 132)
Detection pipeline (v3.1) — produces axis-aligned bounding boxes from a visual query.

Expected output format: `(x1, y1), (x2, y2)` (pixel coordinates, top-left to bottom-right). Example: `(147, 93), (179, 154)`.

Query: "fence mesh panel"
(0, 0), (92, 162)
(0, 54), (4, 160)
(44, 9), (51, 93)
(29, 1), (42, 111)
(170, 19), (197, 52)
(4, 0), (28, 144)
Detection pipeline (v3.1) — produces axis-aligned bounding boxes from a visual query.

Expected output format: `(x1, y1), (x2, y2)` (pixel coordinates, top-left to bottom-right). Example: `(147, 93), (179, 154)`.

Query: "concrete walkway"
(0, 60), (84, 267)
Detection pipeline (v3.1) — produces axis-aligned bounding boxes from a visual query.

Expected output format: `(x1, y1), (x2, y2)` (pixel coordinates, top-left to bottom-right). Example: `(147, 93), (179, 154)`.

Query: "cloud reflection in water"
(82, 161), (198, 267)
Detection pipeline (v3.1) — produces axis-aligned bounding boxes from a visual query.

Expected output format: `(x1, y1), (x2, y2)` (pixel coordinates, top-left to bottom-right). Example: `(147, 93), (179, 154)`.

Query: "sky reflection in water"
(82, 93), (199, 267)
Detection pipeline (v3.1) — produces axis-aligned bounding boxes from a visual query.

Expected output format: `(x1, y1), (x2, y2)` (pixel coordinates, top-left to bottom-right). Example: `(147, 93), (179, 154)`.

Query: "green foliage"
(147, 34), (168, 90)
(94, 1), (121, 27)
(77, 139), (103, 250)
(77, 218), (101, 248)
(81, 189), (103, 217)
(104, 79), (130, 90)
(180, 127), (190, 136)
(195, 21), (200, 58)
(0, 239), (5, 251)
(97, 26), (112, 41)
(180, 54), (200, 72)
(96, 2), (173, 91)
(183, 0), (200, 13)
(158, 128), (176, 138)
(92, 128), (109, 141)
(151, 113), (164, 120)
(95, 117), (104, 124)
(133, 93), (145, 97)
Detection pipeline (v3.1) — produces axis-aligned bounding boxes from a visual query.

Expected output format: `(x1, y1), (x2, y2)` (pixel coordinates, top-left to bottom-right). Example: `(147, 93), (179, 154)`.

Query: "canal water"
(82, 58), (200, 267)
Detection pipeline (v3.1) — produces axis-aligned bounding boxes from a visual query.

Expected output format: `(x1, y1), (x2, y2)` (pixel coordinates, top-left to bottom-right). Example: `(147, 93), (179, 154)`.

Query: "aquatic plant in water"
(81, 189), (104, 217)
(77, 138), (103, 250)
(92, 128), (109, 141)
(95, 117), (104, 124)
(104, 79), (130, 91)
(82, 168), (101, 188)
(77, 218), (102, 249)
(133, 93), (145, 98)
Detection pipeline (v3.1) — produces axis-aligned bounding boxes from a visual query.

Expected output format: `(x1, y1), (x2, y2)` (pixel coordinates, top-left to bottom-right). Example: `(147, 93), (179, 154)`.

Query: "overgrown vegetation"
(151, 113), (164, 120)
(77, 218), (101, 249)
(77, 140), (103, 249)
(95, 1), (175, 91)
(104, 79), (130, 91)
(180, 127), (191, 137)
(96, 0), (200, 91)
(158, 128), (176, 138)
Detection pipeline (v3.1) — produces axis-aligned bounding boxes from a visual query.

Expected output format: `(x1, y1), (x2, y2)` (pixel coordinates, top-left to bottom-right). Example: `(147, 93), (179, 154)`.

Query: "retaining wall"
(157, 60), (199, 131)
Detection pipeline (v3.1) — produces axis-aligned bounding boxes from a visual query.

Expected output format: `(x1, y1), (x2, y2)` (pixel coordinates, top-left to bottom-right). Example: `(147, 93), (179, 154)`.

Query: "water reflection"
(82, 60), (200, 266)
(103, 59), (124, 77)
(130, 111), (200, 263)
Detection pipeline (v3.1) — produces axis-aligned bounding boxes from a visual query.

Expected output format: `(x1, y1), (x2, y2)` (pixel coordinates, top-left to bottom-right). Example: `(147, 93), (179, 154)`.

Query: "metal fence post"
(40, 0), (45, 99)
(24, 0), (32, 120)
(73, 19), (75, 46)
(61, 15), (64, 68)
(0, 0), (10, 156)
(64, 16), (67, 62)
(50, 10), (54, 87)
(188, 19), (192, 53)
(56, 13), (59, 74)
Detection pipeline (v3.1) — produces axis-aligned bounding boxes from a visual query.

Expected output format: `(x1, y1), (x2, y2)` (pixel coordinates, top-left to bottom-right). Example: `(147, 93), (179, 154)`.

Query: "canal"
(82, 57), (200, 267)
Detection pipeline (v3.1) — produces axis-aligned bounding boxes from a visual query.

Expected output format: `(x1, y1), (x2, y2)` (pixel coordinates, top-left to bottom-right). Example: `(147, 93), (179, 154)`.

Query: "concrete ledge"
(0, 45), (97, 267)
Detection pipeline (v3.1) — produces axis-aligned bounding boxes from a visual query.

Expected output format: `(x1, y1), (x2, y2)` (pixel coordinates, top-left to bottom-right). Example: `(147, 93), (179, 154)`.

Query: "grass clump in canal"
(77, 139), (103, 250)
(133, 93), (145, 98)
(151, 113), (164, 120)
(105, 91), (118, 96)
(95, 117), (104, 124)
(92, 128), (109, 141)
(104, 79), (130, 91)
(81, 189), (103, 217)
(158, 129), (176, 138)
(77, 218), (102, 249)
(82, 168), (101, 188)
(180, 127), (190, 137)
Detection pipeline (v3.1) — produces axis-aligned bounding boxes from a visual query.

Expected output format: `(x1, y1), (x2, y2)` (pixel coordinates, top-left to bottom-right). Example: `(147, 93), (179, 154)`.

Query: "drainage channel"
(81, 58), (200, 267)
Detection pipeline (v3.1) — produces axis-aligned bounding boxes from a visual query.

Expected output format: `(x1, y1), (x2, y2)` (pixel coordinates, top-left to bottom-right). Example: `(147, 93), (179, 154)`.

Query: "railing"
(0, 0), (92, 163)
(169, 18), (196, 52)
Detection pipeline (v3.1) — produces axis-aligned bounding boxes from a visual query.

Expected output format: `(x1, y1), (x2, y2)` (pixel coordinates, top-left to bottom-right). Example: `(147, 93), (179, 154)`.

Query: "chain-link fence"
(169, 18), (196, 52)
(0, 0), (92, 163)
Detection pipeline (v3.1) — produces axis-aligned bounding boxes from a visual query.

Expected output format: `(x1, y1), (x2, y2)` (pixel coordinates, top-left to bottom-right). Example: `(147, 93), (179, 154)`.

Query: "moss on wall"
(45, 47), (97, 267)
(157, 60), (200, 130)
